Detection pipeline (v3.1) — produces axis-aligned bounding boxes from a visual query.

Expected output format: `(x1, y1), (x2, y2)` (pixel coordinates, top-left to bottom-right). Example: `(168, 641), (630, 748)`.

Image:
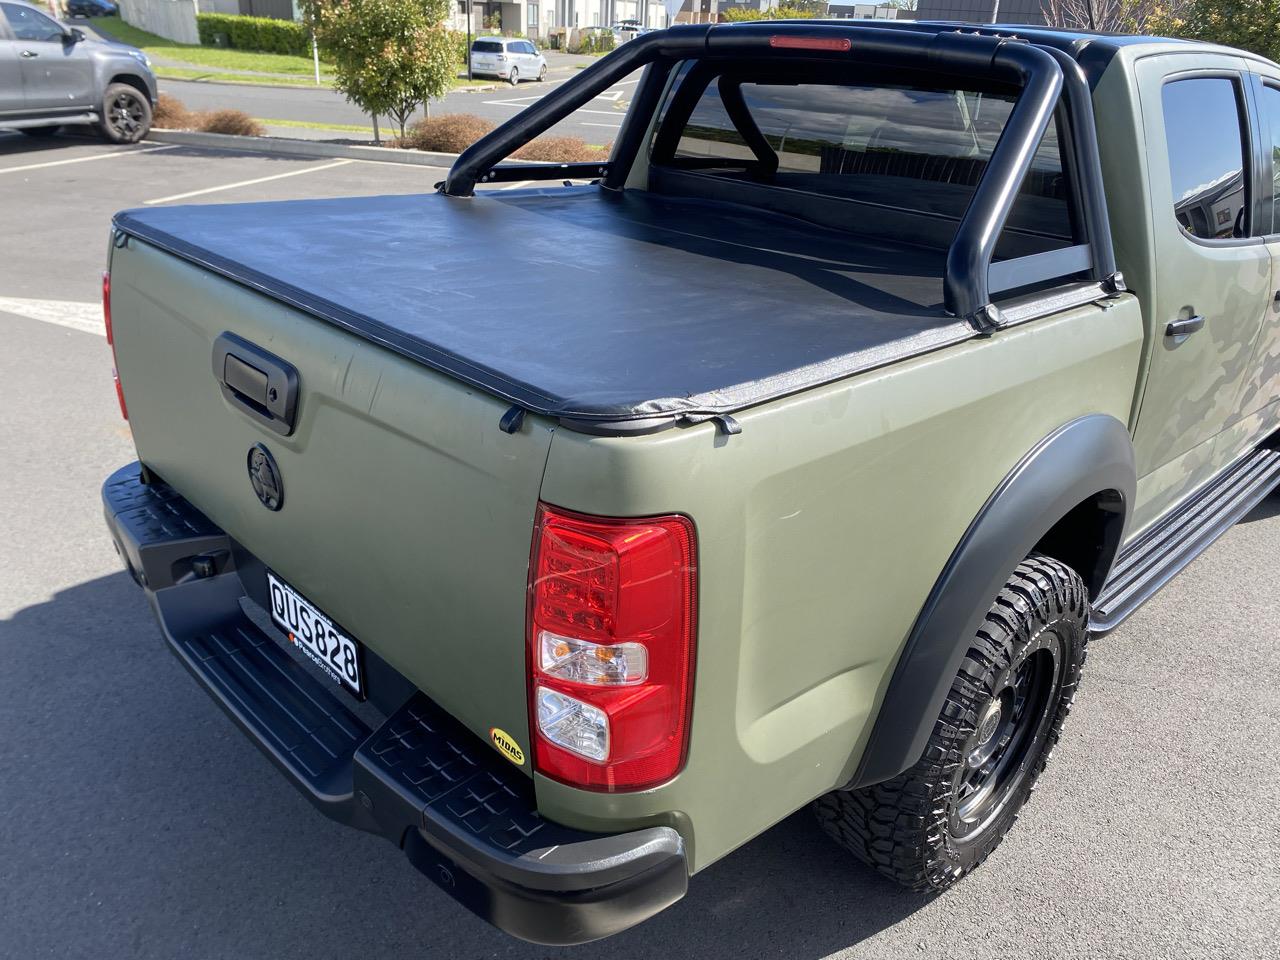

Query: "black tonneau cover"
(114, 187), (975, 429)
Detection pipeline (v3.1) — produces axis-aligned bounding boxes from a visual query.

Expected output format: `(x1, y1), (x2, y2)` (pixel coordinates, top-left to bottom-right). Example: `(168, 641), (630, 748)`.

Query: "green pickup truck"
(101, 20), (1280, 945)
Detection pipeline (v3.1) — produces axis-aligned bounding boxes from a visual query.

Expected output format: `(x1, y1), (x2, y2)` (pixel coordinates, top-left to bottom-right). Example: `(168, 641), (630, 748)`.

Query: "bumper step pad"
(359, 695), (584, 855)
(103, 462), (687, 945)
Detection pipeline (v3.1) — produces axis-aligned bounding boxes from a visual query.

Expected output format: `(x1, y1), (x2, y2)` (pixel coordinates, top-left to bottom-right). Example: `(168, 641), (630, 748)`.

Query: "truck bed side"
(534, 294), (1144, 870)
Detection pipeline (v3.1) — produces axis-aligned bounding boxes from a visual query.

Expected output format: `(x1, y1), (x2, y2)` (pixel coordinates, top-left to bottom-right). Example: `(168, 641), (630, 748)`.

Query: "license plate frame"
(266, 571), (366, 700)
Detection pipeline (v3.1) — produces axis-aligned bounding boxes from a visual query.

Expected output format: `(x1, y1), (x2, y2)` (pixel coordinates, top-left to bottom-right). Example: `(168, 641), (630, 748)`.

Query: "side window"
(1161, 77), (1249, 240)
(1257, 83), (1280, 237)
(1, 2), (64, 42)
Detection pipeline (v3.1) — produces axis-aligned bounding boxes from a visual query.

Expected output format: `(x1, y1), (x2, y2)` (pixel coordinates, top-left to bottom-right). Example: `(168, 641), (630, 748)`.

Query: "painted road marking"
(0, 143), (178, 175)
(145, 158), (356, 204)
(483, 84), (633, 112)
(583, 122), (623, 129)
(0, 297), (102, 336)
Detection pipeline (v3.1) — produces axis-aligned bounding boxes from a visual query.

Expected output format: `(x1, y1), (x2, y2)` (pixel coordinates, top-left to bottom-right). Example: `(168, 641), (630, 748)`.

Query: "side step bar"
(1091, 442), (1280, 634)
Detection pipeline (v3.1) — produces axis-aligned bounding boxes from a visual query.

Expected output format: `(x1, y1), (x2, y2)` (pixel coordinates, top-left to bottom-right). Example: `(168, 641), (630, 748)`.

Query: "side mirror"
(65, 27), (86, 44)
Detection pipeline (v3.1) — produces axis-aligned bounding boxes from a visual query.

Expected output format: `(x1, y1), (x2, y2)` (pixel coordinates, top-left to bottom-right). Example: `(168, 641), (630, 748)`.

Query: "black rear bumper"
(102, 462), (687, 946)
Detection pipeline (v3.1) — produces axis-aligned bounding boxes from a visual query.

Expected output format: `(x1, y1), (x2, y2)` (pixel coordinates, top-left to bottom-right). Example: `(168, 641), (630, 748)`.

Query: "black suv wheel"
(814, 553), (1088, 890)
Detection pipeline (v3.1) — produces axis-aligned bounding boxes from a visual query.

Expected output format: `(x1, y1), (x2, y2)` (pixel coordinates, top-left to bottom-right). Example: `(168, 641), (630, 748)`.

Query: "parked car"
(102, 19), (1280, 947)
(66, 0), (118, 17)
(469, 36), (546, 85)
(0, 0), (154, 142)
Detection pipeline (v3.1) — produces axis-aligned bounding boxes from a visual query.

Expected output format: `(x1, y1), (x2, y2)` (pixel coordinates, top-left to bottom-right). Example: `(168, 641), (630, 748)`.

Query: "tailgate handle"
(212, 332), (299, 436)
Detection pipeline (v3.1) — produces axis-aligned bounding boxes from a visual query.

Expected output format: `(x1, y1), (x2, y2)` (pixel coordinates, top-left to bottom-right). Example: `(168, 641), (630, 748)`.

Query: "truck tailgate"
(108, 238), (552, 758)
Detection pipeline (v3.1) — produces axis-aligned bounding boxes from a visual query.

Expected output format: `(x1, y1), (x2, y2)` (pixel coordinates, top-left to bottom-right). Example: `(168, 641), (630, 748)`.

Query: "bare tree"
(1040, 0), (1186, 32)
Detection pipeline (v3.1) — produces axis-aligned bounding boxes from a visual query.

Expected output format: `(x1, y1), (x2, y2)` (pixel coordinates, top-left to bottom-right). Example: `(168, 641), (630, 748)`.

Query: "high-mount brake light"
(103, 270), (127, 420)
(769, 36), (852, 52)
(527, 503), (697, 792)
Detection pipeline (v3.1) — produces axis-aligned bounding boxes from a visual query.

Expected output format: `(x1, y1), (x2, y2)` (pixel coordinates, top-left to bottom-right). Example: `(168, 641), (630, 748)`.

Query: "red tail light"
(103, 271), (127, 419)
(528, 503), (697, 792)
(769, 36), (852, 52)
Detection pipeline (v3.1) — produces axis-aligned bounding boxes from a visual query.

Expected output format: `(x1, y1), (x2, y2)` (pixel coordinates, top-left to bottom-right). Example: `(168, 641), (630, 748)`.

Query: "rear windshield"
(653, 70), (1074, 249)
(472, 40), (503, 53)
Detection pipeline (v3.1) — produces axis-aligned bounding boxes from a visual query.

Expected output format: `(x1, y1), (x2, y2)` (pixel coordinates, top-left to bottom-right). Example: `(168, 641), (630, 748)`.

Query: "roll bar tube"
(443, 22), (1104, 326)
(444, 26), (712, 197)
(943, 41), (1062, 324)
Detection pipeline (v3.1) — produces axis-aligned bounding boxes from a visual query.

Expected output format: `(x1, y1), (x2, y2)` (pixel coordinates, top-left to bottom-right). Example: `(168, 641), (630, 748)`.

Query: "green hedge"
(196, 14), (311, 57)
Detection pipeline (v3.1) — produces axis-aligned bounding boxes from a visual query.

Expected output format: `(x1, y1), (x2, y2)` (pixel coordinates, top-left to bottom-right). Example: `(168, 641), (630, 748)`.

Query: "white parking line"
(0, 143), (178, 176)
(583, 122), (623, 129)
(0, 297), (102, 336)
(145, 159), (356, 205)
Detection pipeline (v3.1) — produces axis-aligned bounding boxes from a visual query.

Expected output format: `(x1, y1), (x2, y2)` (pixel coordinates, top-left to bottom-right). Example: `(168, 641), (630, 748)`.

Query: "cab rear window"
(656, 72), (1072, 242)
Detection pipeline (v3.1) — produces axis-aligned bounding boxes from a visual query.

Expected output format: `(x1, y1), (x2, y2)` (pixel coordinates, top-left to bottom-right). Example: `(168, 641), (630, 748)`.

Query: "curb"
(146, 129), (462, 167)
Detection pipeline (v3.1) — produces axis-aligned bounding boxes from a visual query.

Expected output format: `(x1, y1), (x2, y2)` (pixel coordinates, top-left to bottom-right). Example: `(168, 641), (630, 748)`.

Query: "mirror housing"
(65, 27), (86, 44)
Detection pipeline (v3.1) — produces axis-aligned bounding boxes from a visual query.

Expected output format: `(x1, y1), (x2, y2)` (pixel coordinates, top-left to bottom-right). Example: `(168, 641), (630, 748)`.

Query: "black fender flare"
(848, 414), (1135, 789)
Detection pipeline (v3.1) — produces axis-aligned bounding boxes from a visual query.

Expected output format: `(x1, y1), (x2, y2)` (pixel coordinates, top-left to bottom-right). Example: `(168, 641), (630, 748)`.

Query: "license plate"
(267, 572), (364, 699)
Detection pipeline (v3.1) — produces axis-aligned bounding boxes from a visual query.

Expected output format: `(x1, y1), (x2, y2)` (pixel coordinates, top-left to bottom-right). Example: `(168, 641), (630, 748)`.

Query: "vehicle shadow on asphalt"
(0, 571), (930, 958)
(1240, 489), (1280, 524)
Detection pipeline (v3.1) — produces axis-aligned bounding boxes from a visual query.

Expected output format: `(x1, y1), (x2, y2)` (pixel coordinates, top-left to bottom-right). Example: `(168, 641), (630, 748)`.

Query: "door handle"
(211, 332), (299, 436)
(20, 50), (37, 58)
(1166, 314), (1205, 339)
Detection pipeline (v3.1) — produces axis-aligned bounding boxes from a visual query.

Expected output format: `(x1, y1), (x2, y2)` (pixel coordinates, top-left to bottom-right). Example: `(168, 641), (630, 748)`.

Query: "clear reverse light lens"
(538, 630), (647, 686)
(536, 686), (608, 762)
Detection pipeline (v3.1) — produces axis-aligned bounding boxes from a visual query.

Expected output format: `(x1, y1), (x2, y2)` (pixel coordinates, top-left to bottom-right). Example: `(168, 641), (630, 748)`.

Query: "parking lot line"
(583, 122), (623, 129)
(0, 143), (178, 176)
(144, 159), (357, 205)
(0, 297), (101, 336)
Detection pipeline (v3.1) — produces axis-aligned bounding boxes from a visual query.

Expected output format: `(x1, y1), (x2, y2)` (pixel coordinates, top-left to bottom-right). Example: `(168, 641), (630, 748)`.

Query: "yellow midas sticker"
(489, 727), (525, 766)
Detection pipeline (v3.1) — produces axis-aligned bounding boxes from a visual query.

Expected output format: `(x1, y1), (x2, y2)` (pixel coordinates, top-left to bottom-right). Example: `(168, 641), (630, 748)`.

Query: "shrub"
(445, 29), (469, 67)
(396, 115), (611, 161)
(152, 94), (194, 130)
(512, 136), (610, 162)
(574, 30), (615, 54)
(397, 113), (496, 152)
(720, 5), (819, 20)
(197, 110), (266, 137)
(196, 14), (311, 57)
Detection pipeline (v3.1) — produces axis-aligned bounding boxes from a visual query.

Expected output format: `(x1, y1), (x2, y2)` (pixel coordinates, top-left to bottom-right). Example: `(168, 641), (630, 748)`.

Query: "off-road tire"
(813, 553), (1088, 891)
(98, 83), (151, 144)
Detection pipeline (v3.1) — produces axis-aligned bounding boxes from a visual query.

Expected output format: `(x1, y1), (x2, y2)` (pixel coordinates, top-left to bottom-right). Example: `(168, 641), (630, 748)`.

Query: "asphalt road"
(2, 134), (1279, 959)
(159, 74), (633, 145)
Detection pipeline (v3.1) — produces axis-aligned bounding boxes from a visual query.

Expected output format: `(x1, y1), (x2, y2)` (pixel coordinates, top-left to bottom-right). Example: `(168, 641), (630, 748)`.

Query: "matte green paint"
(1092, 44), (1280, 535)
(109, 241), (551, 763)
(535, 299), (1144, 871)
(107, 39), (1280, 879)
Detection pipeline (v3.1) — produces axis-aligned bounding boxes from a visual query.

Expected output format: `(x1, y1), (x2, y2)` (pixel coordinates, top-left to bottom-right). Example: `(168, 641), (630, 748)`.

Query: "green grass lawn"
(95, 16), (333, 78)
(97, 18), (494, 92)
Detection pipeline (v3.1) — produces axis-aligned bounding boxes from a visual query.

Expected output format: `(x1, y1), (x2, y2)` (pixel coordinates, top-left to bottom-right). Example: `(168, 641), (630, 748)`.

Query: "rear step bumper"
(102, 462), (688, 946)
